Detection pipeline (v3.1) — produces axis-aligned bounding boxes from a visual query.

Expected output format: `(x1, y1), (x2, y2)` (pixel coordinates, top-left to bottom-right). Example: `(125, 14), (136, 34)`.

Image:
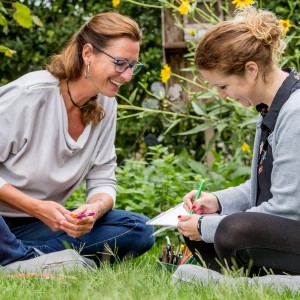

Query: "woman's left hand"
(59, 203), (98, 238)
(177, 214), (202, 241)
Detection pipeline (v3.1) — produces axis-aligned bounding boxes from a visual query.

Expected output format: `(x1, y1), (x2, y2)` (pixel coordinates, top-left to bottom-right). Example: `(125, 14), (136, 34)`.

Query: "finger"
(62, 227), (82, 238)
(56, 205), (72, 216)
(183, 202), (190, 213)
(189, 234), (201, 241)
(64, 214), (94, 227)
(182, 196), (193, 210)
(177, 220), (184, 233)
(177, 226), (186, 237)
(195, 205), (205, 214)
(183, 189), (197, 202)
(178, 215), (192, 222)
(60, 221), (91, 238)
(184, 190), (197, 200)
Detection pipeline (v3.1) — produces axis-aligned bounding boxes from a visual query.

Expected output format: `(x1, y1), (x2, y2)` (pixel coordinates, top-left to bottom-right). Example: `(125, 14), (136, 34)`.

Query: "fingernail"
(192, 205), (196, 210)
(178, 215), (182, 219)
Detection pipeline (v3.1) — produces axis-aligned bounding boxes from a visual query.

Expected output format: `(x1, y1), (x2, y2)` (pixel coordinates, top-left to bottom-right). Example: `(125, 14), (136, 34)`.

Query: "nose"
(121, 67), (134, 82)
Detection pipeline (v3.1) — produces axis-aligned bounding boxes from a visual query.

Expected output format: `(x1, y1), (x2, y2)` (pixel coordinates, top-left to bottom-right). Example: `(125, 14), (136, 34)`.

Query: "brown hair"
(46, 12), (142, 125)
(195, 7), (286, 79)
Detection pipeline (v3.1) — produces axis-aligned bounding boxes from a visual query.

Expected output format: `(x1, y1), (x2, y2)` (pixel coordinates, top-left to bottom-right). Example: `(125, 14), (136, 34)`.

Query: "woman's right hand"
(182, 190), (220, 214)
(34, 200), (71, 232)
(0, 184), (71, 232)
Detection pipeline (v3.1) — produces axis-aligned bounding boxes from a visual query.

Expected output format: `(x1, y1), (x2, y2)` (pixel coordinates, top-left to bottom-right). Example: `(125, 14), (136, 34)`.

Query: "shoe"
(1, 249), (97, 274)
(172, 265), (300, 291)
(172, 264), (239, 285)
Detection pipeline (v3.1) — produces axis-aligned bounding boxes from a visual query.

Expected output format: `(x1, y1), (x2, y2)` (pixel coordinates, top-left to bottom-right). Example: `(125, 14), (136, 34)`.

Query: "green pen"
(190, 180), (205, 214)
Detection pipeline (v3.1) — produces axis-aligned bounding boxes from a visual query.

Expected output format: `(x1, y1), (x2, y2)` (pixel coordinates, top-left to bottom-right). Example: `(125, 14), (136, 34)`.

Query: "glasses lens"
(115, 61), (128, 73)
(132, 63), (143, 75)
(114, 61), (144, 75)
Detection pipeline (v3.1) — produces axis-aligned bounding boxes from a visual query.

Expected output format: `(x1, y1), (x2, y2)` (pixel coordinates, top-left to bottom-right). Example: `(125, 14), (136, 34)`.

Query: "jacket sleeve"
(0, 79), (39, 188)
(201, 180), (252, 243)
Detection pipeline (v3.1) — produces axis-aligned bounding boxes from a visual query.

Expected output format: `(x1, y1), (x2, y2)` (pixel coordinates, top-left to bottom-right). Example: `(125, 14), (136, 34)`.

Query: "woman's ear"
(245, 61), (259, 81)
(82, 43), (94, 63)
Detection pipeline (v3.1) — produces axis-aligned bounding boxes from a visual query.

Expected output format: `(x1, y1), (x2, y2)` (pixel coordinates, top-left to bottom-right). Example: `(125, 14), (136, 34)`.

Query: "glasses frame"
(92, 45), (143, 75)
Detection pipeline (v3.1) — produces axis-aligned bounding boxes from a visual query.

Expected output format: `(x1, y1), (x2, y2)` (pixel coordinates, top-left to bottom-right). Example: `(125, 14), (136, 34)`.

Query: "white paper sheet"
(146, 203), (188, 227)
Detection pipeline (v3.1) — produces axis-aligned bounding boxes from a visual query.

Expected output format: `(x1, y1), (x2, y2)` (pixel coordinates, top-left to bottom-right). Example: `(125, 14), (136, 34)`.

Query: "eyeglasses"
(93, 45), (144, 75)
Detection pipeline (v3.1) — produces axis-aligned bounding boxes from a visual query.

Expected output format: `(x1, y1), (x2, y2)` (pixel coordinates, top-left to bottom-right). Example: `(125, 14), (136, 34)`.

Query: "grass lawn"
(0, 244), (299, 300)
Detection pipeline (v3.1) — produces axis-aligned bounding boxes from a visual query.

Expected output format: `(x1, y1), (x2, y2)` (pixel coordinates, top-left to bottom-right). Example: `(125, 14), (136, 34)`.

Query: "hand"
(59, 203), (97, 238)
(177, 214), (201, 241)
(183, 191), (220, 214)
(34, 200), (71, 232)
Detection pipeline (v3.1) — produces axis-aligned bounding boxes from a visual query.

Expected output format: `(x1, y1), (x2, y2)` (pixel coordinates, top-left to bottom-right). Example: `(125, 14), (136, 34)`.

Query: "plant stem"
(118, 104), (212, 122)
(125, 0), (162, 9)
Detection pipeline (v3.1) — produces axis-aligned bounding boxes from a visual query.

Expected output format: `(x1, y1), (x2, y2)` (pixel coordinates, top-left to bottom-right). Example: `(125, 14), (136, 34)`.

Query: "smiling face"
(85, 37), (140, 97)
(200, 63), (261, 107)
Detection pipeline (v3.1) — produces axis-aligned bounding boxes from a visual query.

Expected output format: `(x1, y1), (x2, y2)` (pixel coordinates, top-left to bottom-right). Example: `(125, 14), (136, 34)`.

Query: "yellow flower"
(178, 0), (190, 15)
(241, 142), (251, 153)
(189, 29), (196, 37)
(232, 0), (255, 9)
(161, 64), (171, 83)
(279, 19), (291, 34)
(4, 48), (16, 58)
(112, 0), (120, 7)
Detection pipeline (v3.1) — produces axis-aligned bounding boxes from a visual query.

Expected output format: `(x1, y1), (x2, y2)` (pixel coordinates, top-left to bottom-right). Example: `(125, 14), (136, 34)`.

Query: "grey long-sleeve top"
(201, 89), (300, 243)
(0, 70), (117, 217)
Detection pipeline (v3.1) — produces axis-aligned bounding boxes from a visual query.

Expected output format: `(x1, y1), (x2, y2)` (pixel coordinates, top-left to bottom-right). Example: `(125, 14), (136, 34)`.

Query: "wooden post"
(162, 1), (226, 169)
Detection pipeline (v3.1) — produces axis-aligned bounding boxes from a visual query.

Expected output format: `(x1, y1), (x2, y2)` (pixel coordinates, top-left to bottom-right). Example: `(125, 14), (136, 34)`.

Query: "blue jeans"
(1, 210), (155, 266)
(0, 216), (39, 265)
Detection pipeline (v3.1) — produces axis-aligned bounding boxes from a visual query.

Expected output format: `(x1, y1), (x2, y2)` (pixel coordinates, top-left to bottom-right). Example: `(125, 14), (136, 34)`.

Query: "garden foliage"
(0, 0), (299, 218)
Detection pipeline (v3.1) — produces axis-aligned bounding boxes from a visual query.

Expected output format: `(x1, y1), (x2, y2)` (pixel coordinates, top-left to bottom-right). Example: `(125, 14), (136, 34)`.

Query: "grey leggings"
(184, 212), (300, 276)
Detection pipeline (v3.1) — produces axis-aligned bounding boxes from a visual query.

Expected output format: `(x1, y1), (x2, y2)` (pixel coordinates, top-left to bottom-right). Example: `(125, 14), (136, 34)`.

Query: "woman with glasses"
(0, 11), (154, 271)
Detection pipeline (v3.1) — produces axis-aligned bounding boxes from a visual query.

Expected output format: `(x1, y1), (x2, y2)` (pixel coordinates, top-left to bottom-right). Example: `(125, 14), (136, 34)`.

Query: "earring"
(84, 62), (90, 79)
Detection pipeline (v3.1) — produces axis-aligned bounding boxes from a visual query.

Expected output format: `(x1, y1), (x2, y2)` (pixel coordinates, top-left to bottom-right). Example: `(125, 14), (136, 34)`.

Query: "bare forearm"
(0, 183), (40, 216)
(87, 194), (113, 219)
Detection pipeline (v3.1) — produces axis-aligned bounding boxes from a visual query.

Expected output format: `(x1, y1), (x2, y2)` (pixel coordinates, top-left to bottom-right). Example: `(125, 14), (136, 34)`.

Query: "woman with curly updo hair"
(176, 7), (300, 278)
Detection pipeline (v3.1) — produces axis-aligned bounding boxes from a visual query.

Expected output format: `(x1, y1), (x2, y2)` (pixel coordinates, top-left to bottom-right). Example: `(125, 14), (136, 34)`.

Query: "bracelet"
(197, 216), (204, 238)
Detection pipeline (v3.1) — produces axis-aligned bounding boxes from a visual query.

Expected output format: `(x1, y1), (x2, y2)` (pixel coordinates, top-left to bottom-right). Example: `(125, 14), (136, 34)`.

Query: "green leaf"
(0, 45), (16, 57)
(32, 15), (43, 27)
(191, 101), (206, 116)
(13, 2), (31, 15)
(197, 91), (216, 99)
(163, 119), (181, 135)
(0, 2), (7, 14)
(128, 88), (138, 103)
(0, 45), (8, 52)
(209, 106), (230, 116)
(240, 116), (258, 128)
(0, 12), (7, 27)
(216, 123), (227, 134)
(187, 159), (208, 175)
(13, 2), (32, 29)
(178, 123), (211, 135)
(2, 24), (8, 34)
(229, 166), (251, 179)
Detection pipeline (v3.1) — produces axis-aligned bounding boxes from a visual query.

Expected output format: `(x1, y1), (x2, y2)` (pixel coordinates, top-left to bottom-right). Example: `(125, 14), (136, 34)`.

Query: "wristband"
(197, 216), (204, 237)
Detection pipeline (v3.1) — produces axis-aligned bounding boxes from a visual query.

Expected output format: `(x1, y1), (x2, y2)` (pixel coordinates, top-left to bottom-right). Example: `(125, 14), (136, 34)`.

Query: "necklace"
(66, 80), (91, 109)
